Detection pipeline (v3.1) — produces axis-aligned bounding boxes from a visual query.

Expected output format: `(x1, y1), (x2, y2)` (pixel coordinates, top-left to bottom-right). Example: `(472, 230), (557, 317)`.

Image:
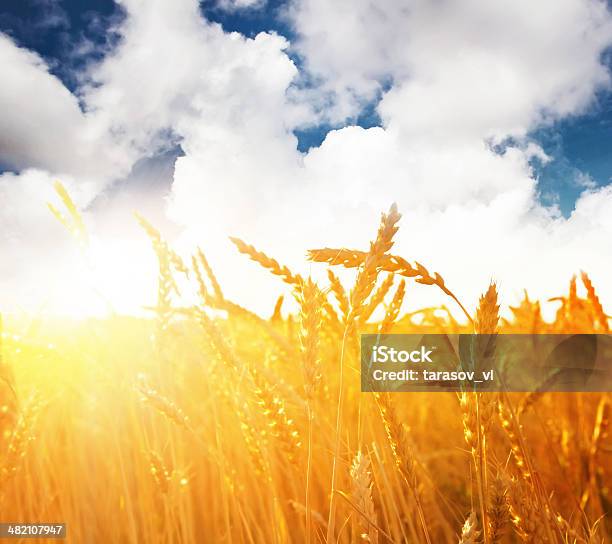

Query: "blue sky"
(1, 0), (611, 216)
(1, 0), (611, 317)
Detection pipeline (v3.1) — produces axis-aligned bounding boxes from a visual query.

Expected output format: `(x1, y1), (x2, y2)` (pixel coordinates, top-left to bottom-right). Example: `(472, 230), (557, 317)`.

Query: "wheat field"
(0, 190), (610, 543)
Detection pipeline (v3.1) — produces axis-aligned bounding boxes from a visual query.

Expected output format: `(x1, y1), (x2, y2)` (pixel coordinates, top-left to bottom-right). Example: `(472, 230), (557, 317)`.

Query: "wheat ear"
(230, 237), (303, 286)
(271, 295), (284, 323)
(360, 273), (395, 324)
(581, 271), (609, 332)
(251, 368), (301, 464)
(299, 278), (322, 401)
(347, 203), (401, 325)
(327, 204), (401, 543)
(350, 450), (378, 543)
(327, 269), (350, 320)
(308, 248), (472, 323)
(379, 279), (406, 334)
(298, 278), (323, 543)
(196, 248), (224, 302)
(487, 473), (509, 543)
(148, 450), (172, 495)
(137, 379), (191, 430)
(48, 181), (89, 247)
(458, 512), (480, 544)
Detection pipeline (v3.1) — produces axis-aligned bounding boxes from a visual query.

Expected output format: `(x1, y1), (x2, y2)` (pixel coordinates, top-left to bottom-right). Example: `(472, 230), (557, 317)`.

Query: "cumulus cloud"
(0, 34), (130, 181)
(83, 0), (304, 156)
(167, 0), (612, 315)
(290, 0), (612, 129)
(1, 0), (611, 317)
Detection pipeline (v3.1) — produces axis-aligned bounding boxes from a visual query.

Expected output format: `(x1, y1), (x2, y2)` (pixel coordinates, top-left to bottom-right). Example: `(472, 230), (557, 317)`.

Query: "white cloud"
(83, 0), (303, 156)
(290, 0), (612, 129)
(1, 0), (611, 319)
(216, 0), (267, 11)
(0, 34), (130, 181)
(167, 0), (612, 315)
(574, 171), (598, 189)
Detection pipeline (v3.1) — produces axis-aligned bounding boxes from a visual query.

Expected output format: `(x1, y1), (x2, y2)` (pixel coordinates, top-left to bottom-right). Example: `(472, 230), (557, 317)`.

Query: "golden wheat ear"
(350, 450), (378, 544)
(458, 512), (480, 544)
(581, 271), (610, 332)
(230, 236), (303, 287)
(47, 181), (89, 247)
(475, 282), (500, 334)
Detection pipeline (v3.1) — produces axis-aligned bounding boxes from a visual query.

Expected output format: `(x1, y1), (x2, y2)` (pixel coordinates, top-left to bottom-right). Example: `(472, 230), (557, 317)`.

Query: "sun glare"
(43, 236), (158, 318)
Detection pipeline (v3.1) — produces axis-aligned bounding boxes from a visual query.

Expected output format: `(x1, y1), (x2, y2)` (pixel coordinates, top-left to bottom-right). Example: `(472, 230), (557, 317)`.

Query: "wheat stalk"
(136, 214), (189, 348)
(327, 203), (402, 542)
(298, 278), (322, 542)
(375, 391), (432, 544)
